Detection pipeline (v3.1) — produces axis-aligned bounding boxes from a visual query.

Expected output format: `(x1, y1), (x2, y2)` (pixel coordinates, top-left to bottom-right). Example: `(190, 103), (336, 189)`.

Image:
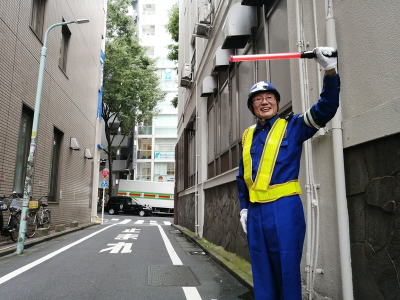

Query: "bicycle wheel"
(25, 211), (38, 238)
(10, 211), (21, 242)
(42, 210), (51, 229)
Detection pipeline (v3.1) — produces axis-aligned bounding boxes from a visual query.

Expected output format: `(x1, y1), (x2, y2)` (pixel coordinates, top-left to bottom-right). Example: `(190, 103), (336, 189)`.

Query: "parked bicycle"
(0, 192), (24, 242)
(25, 196), (51, 238)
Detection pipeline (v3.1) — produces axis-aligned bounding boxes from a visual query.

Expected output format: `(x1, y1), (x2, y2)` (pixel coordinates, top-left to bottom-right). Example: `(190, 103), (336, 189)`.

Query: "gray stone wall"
(344, 133), (400, 300)
(177, 182), (250, 261)
(203, 181), (250, 261)
(177, 193), (196, 232)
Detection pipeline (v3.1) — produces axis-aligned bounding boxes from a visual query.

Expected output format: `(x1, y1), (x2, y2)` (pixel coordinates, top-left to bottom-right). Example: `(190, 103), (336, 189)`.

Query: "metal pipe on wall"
(325, 1), (354, 299)
(294, 0), (313, 295)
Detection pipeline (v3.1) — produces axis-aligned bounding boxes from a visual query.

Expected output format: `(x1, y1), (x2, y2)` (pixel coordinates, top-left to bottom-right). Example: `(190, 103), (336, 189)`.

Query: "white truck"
(118, 180), (174, 214)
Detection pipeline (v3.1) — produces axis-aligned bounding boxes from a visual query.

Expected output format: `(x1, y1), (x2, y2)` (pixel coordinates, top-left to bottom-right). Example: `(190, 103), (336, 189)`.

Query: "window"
(154, 162), (175, 182)
(48, 128), (63, 201)
(13, 106), (34, 194)
(30, 0), (47, 40)
(176, 135), (186, 192)
(59, 22), (71, 73)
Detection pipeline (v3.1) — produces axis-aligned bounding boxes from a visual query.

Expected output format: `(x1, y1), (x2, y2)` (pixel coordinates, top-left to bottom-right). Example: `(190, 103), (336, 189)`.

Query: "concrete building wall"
(176, 0), (399, 298)
(0, 0), (105, 237)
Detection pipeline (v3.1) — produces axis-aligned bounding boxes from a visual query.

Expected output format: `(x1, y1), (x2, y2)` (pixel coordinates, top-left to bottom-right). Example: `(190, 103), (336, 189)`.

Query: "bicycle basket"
(29, 200), (40, 210)
(9, 199), (24, 212)
(0, 199), (8, 211)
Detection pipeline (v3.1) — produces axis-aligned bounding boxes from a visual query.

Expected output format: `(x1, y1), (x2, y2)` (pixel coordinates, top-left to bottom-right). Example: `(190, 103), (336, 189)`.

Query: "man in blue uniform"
(236, 47), (339, 300)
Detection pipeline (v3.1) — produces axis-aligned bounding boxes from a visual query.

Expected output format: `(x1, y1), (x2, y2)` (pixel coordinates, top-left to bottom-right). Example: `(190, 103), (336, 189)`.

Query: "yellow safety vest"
(242, 118), (302, 203)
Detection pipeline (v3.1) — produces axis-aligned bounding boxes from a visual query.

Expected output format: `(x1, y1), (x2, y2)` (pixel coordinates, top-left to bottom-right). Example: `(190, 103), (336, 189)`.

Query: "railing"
(138, 126), (152, 135)
(135, 175), (151, 181)
(137, 150), (152, 159)
(155, 126), (177, 136)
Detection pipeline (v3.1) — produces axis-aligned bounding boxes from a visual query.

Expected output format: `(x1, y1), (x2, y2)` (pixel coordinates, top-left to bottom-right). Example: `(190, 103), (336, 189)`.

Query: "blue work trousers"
(247, 195), (306, 300)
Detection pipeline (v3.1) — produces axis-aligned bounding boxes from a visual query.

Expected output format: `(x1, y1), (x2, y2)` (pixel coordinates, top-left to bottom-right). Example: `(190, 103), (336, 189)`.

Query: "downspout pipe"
(325, 1), (354, 299)
(295, 0), (313, 295)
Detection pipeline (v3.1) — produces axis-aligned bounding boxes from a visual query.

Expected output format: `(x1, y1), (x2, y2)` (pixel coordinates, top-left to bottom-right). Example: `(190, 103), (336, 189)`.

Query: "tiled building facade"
(0, 0), (105, 239)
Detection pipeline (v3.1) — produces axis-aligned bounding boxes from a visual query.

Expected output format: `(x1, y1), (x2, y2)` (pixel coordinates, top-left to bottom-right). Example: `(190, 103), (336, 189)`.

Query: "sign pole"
(100, 168), (109, 225)
(102, 187), (105, 224)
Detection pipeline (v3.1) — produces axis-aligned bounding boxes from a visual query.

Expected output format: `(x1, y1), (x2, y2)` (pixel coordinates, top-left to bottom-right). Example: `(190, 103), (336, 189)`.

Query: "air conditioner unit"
(200, 76), (217, 97)
(193, 23), (211, 39)
(180, 63), (192, 87)
(212, 47), (233, 73)
(221, 3), (257, 49)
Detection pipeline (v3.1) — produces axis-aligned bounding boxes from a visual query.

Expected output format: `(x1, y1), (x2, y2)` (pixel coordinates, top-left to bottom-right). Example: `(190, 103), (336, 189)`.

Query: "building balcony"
(155, 126), (177, 136)
(137, 150), (152, 159)
(138, 126), (152, 135)
(135, 174), (152, 181)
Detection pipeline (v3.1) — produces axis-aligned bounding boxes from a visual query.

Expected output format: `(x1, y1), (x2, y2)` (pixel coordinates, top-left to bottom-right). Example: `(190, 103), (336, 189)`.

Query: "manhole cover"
(148, 265), (200, 286)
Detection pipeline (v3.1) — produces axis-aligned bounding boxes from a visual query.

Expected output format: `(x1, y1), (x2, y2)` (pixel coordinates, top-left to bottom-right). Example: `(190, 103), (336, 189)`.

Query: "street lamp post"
(16, 19), (90, 255)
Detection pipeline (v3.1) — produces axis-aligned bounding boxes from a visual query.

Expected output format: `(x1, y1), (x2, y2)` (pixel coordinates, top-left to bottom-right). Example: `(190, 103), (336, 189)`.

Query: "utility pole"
(16, 19), (90, 255)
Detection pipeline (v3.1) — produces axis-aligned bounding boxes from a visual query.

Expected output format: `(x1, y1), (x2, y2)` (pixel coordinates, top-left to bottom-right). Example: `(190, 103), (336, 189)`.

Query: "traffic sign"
(101, 170), (109, 178)
(100, 179), (108, 187)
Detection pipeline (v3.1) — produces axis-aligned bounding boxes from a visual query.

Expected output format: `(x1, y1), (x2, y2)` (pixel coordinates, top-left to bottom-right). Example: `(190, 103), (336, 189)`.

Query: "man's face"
(250, 91), (278, 120)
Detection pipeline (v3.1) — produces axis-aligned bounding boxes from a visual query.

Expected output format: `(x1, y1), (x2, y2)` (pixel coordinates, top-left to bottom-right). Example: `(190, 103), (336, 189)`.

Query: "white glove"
(240, 209), (248, 234)
(314, 47), (337, 70)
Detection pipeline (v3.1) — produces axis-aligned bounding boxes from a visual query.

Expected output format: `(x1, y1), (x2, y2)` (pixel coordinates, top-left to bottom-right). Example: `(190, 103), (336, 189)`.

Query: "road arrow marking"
(100, 242), (133, 253)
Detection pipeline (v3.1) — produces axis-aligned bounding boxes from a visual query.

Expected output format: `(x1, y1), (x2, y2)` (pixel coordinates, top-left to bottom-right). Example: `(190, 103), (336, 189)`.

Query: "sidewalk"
(171, 223), (254, 292)
(0, 222), (98, 257)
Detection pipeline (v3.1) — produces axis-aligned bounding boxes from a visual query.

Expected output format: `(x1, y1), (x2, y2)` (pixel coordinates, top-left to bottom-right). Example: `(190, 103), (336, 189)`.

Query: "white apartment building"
(132, 0), (178, 183)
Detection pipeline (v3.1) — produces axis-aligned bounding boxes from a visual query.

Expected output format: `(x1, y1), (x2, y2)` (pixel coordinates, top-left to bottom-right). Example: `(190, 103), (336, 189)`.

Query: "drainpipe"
(295, 0), (313, 295)
(195, 81), (199, 237)
(325, 1), (354, 299)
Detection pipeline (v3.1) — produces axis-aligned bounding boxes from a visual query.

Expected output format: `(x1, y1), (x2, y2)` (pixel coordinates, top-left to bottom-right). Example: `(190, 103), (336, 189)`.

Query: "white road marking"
(157, 225), (202, 300)
(0, 224), (116, 285)
(115, 233), (138, 240)
(111, 218), (119, 221)
(134, 220), (144, 224)
(182, 287), (202, 300)
(118, 219), (132, 224)
(157, 225), (182, 265)
(163, 221), (171, 225)
(150, 220), (158, 225)
(100, 242), (132, 253)
(122, 228), (140, 233)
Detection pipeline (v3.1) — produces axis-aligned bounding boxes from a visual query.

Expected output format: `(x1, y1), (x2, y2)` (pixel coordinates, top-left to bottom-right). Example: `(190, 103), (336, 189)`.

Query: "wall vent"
(212, 47), (233, 73)
(221, 3), (257, 49)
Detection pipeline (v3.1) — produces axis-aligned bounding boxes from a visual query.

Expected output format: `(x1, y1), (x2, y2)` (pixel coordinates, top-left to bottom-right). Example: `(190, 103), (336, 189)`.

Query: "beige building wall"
(0, 0), (105, 234)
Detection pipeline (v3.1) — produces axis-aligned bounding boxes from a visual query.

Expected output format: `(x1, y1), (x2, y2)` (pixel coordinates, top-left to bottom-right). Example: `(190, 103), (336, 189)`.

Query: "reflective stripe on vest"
(242, 118), (302, 203)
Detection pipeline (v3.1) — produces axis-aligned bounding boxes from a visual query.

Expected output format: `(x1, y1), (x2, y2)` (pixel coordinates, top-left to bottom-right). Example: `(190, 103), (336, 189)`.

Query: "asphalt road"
(0, 214), (253, 300)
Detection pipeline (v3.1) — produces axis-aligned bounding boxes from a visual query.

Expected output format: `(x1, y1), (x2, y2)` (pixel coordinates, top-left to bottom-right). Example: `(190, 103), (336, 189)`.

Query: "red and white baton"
(230, 50), (337, 62)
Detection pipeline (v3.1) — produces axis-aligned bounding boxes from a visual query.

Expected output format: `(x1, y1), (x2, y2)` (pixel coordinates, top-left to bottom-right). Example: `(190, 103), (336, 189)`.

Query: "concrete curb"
(0, 223), (98, 257)
(171, 223), (254, 292)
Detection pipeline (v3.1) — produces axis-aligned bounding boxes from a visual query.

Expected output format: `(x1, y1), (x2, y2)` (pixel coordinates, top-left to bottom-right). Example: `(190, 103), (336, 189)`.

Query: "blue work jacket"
(237, 74), (340, 210)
